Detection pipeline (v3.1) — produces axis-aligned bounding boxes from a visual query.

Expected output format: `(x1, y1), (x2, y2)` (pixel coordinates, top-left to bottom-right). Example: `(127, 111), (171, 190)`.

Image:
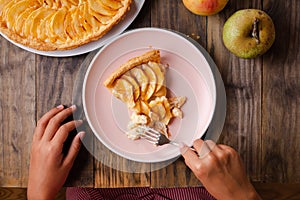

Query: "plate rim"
(82, 27), (217, 163)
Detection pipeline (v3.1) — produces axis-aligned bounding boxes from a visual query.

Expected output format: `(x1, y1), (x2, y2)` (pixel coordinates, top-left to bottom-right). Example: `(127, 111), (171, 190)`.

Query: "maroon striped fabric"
(66, 187), (216, 200)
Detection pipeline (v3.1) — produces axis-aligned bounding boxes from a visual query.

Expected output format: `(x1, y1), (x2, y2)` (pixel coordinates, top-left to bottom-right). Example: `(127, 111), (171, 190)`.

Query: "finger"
(63, 131), (85, 168)
(193, 139), (204, 148)
(218, 144), (234, 151)
(181, 145), (202, 171)
(53, 120), (83, 145)
(179, 142), (190, 155)
(43, 105), (76, 141)
(34, 105), (64, 140)
(193, 139), (212, 159)
(205, 140), (217, 151)
(210, 144), (236, 166)
(213, 144), (236, 156)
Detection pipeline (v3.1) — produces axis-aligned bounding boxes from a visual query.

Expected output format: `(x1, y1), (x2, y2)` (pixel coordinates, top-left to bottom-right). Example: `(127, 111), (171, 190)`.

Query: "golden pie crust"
(104, 49), (160, 88)
(0, 0), (132, 51)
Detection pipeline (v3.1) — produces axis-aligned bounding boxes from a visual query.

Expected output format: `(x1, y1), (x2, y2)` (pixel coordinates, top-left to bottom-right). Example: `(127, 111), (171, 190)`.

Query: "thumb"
(63, 131), (85, 167)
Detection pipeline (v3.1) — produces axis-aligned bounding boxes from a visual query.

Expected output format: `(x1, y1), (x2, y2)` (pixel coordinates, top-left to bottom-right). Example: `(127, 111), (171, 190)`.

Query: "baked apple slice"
(103, 50), (186, 140)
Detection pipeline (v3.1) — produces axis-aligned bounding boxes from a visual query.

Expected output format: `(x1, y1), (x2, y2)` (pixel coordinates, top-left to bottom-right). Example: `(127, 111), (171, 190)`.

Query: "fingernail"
(70, 105), (77, 110)
(76, 120), (83, 126)
(199, 141), (212, 159)
(179, 142), (189, 155)
(205, 140), (216, 150)
(56, 104), (64, 109)
(78, 131), (85, 140)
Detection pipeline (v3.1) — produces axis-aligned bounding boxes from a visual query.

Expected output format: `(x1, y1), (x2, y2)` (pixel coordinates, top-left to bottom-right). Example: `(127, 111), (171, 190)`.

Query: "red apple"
(182, 0), (229, 16)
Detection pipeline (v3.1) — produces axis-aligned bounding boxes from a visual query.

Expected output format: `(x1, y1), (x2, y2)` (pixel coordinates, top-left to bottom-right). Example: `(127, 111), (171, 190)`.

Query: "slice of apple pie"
(104, 50), (186, 140)
(0, 0), (132, 50)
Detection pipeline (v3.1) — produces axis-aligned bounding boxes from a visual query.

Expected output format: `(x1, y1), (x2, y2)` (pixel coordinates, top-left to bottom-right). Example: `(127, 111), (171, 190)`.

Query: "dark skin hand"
(181, 139), (262, 200)
(27, 105), (85, 200)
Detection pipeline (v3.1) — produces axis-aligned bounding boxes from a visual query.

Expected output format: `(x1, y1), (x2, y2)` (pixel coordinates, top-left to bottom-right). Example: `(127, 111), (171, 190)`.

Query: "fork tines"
(139, 126), (160, 145)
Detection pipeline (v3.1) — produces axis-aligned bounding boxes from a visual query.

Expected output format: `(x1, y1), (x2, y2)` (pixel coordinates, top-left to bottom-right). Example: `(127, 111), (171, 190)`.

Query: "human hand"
(27, 105), (85, 200)
(181, 139), (261, 200)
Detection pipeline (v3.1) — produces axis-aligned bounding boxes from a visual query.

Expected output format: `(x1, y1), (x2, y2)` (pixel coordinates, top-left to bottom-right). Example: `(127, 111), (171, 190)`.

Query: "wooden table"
(1, 0), (299, 188)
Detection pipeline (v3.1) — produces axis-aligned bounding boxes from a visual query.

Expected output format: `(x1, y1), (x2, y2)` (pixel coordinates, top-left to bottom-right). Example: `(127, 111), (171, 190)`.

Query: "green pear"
(222, 9), (275, 59)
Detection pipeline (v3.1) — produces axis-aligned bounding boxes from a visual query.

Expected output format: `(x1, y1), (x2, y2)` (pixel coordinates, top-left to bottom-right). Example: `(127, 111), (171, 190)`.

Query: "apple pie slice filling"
(104, 50), (186, 140)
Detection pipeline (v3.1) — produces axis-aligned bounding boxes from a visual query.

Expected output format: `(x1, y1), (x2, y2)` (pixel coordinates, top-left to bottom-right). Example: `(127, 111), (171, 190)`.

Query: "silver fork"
(138, 126), (180, 147)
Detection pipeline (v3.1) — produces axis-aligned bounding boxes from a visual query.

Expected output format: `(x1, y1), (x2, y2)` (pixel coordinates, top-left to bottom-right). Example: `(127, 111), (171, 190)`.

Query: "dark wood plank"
(151, 157), (202, 188)
(66, 51), (98, 187)
(151, 0), (206, 46)
(0, 187), (66, 200)
(36, 55), (85, 111)
(36, 54), (94, 187)
(207, 0), (263, 182)
(0, 187), (27, 200)
(253, 183), (300, 200)
(128, 0), (151, 29)
(0, 37), (36, 187)
(150, 0), (206, 187)
(262, 0), (300, 183)
(94, 142), (151, 187)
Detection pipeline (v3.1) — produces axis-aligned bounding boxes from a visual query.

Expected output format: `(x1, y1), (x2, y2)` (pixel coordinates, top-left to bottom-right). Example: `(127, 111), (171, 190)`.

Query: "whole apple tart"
(0, 0), (132, 51)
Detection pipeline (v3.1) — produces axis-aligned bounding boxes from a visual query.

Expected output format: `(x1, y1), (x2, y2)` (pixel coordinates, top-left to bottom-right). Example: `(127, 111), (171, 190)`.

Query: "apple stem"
(252, 18), (260, 44)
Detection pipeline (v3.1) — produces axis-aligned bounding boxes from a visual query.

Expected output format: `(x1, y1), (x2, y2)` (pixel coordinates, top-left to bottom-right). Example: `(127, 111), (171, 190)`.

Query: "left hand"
(27, 105), (84, 200)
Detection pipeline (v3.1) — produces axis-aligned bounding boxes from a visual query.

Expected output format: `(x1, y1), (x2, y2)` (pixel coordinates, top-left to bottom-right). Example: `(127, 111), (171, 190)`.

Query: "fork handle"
(169, 141), (180, 147)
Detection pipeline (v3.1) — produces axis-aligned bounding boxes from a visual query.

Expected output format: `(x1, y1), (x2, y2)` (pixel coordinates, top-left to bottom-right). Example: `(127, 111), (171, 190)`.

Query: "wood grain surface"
(0, 0), (299, 190)
(261, 0), (300, 183)
(208, 0), (263, 181)
(0, 38), (36, 187)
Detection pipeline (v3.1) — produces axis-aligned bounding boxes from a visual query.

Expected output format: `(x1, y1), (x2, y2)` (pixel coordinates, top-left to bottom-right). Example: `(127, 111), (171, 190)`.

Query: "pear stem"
(252, 18), (260, 44)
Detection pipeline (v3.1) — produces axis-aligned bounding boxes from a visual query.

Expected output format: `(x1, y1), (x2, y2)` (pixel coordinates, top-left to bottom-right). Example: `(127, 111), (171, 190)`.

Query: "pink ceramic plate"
(83, 28), (216, 163)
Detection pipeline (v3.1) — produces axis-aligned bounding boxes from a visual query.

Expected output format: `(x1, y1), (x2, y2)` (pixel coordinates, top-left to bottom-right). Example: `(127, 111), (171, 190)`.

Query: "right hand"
(181, 139), (261, 200)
